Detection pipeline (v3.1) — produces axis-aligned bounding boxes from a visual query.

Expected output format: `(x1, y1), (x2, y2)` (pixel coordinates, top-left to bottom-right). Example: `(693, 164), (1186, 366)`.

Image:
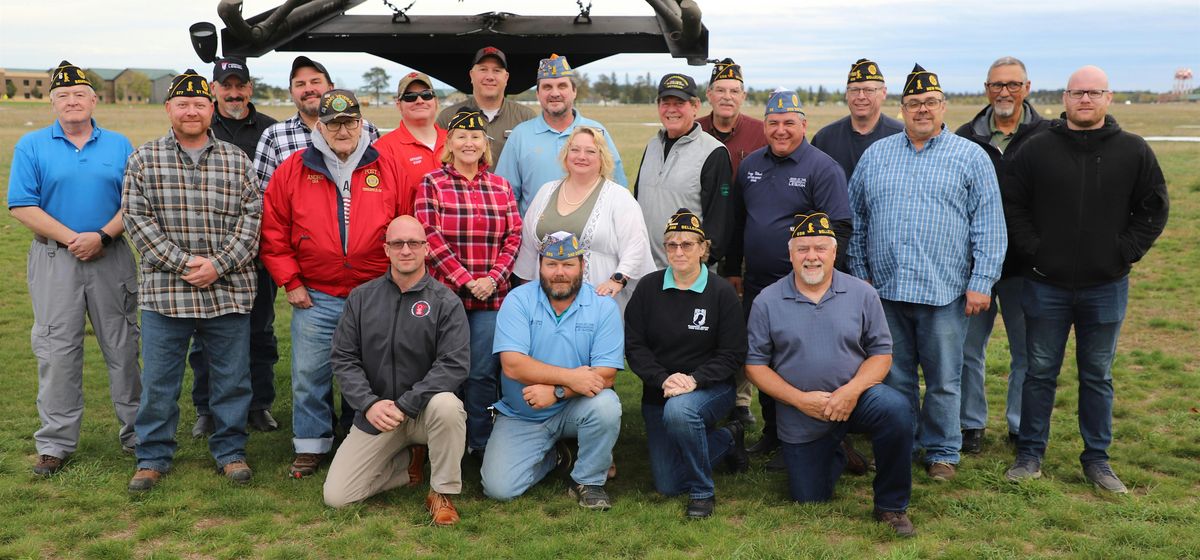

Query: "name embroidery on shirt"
(688, 308), (710, 331)
(575, 323), (595, 333)
(408, 156), (423, 166)
(788, 177), (807, 188)
(745, 171), (763, 184)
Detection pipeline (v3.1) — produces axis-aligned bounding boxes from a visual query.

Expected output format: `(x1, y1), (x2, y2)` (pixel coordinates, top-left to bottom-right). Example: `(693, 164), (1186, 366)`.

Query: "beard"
(540, 273), (583, 301)
(799, 263), (826, 286)
(222, 97), (247, 119)
(993, 102), (1016, 118)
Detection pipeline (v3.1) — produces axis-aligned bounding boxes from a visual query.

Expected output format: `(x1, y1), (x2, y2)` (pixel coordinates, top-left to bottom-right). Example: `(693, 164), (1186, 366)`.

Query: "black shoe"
(962, 428), (984, 455)
(191, 414), (214, 439)
(568, 483), (612, 510)
(842, 440), (869, 476)
(552, 439), (576, 480)
(729, 406), (756, 426)
(685, 497), (715, 519)
(722, 422), (749, 473)
(765, 452), (786, 471)
(1007, 432), (1019, 446)
(747, 432), (779, 455)
(247, 409), (279, 432)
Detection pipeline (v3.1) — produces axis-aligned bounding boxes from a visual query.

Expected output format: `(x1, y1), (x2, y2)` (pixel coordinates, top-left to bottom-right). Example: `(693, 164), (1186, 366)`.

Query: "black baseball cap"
(212, 57), (251, 83)
(473, 46), (508, 68)
(290, 55), (332, 84)
(657, 73), (698, 101)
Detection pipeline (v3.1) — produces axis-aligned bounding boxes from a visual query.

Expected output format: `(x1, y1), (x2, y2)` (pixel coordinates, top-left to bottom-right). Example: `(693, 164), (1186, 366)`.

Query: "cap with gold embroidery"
(51, 60), (93, 91)
(903, 63), (942, 97)
(658, 73), (698, 101)
(539, 231), (585, 260)
(318, 89), (362, 123)
(664, 208), (705, 238)
(790, 212), (836, 239)
(167, 69), (211, 100)
(537, 54), (576, 80)
(765, 90), (805, 116)
(448, 109), (486, 131)
(710, 58), (742, 83)
(847, 58), (884, 84)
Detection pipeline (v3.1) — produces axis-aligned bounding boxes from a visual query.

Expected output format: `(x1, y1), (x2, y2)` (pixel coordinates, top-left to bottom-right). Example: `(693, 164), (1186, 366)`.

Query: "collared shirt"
(810, 114), (904, 182)
(746, 270), (891, 444)
(662, 264), (709, 293)
(989, 115), (1015, 153)
(252, 113), (379, 190)
(374, 121), (448, 194)
(493, 109), (627, 215)
(492, 281), (625, 422)
(211, 102), (277, 158)
(847, 125), (1007, 305)
(415, 163), (523, 311)
(122, 129), (262, 318)
(8, 119), (133, 232)
(436, 97), (538, 161)
(697, 112), (768, 175)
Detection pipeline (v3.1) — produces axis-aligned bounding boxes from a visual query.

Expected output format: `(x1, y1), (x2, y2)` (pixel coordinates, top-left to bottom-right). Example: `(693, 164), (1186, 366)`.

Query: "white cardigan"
(514, 178), (657, 312)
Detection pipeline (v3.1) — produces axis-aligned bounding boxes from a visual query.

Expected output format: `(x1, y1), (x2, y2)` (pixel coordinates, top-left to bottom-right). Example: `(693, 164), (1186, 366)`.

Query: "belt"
(33, 234), (69, 248)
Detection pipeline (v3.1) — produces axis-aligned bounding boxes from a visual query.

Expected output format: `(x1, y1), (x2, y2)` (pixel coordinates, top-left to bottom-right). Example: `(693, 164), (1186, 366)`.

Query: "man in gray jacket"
(323, 216), (470, 527)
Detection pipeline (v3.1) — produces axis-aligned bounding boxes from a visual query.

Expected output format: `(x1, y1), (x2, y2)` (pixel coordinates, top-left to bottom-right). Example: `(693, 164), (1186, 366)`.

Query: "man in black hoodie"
(954, 57), (1050, 454)
(1001, 66), (1168, 493)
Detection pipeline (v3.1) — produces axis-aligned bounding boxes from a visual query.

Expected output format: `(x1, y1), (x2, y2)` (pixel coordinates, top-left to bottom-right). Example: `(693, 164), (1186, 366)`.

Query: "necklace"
(560, 177), (600, 206)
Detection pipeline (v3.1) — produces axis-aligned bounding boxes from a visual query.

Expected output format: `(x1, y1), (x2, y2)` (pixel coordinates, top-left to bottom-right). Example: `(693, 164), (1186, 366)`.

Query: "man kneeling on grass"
(323, 217), (470, 526)
(481, 232), (624, 510)
(744, 213), (916, 537)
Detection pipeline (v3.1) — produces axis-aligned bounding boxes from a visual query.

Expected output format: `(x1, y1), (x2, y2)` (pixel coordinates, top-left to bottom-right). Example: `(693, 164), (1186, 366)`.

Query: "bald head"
(1063, 65), (1113, 131)
(386, 215), (426, 242)
(1067, 65), (1109, 90)
(384, 215), (428, 281)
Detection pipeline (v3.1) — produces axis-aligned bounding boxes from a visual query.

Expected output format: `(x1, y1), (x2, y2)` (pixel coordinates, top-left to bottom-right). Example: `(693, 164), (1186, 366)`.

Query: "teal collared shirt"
(662, 264), (709, 293)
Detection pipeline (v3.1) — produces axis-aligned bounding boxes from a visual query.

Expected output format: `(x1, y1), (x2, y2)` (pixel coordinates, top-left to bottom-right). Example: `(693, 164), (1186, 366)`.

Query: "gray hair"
(989, 57), (1028, 80)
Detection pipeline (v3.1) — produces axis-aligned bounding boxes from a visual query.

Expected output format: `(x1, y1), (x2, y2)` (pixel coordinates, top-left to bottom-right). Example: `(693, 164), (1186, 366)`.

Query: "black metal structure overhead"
(194, 0), (709, 94)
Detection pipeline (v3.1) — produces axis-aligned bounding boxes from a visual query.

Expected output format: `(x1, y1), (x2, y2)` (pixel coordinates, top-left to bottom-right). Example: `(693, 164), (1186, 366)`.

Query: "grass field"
(0, 99), (1198, 559)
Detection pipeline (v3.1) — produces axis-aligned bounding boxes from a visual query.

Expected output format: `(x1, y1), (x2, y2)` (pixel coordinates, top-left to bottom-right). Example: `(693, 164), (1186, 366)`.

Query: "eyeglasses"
(324, 119), (361, 132)
(986, 81), (1026, 93)
(664, 241), (699, 253)
(399, 89), (435, 102)
(902, 98), (944, 112)
(1065, 89), (1110, 100)
(386, 240), (427, 250)
(846, 86), (882, 97)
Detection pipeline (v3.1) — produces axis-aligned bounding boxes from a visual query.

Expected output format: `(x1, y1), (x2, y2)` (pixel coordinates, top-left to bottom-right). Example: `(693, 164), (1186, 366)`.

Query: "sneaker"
(874, 508), (916, 538)
(192, 414), (214, 439)
(722, 421), (749, 473)
(128, 468), (163, 492)
(730, 405), (756, 426)
(842, 440), (869, 476)
(33, 454), (64, 476)
(289, 453), (325, 479)
(406, 445), (428, 487)
(221, 460), (253, 484)
(568, 483), (612, 511)
(747, 432), (779, 455)
(552, 440), (575, 480)
(425, 491), (460, 526)
(685, 497), (715, 519)
(765, 452), (786, 471)
(247, 409), (279, 432)
(926, 461), (956, 481)
(962, 428), (984, 455)
(1005, 457), (1042, 482)
(1083, 462), (1129, 494)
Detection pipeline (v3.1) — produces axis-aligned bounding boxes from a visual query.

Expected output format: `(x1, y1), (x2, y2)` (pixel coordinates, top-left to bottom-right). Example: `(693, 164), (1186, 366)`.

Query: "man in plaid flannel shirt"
(122, 70), (262, 492)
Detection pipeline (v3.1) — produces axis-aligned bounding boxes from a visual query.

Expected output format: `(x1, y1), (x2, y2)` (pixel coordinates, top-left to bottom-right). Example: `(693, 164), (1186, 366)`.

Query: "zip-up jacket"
(331, 270), (469, 433)
(956, 101), (1050, 277)
(1002, 114), (1169, 289)
(261, 143), (414, 297)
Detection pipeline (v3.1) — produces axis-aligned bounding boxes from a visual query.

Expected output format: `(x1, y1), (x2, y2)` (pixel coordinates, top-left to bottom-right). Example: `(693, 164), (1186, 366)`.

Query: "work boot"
(962, 428), (984, 455)
(289, 453), (325, 479)
(685, 497), (715, 519)
(874, 508), (916, 537)
(729, 405), (756, 426)
(221, 460), (253, 484)
(925, 461), (956, 482)
(128, 468), (163, 492)
(722, 421), (749, 473)
(425, 491), (460, 526)
(247, 410), (279, 432)
(33, 454), (65, 477)
(192, 414), (214, 438)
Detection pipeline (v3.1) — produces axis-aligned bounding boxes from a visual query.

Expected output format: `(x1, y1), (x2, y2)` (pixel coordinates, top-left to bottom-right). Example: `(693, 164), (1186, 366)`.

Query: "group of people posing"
(11, 48), (1168, 537)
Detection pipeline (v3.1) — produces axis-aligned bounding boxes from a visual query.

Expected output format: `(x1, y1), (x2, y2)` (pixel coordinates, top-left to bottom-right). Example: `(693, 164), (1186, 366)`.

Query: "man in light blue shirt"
(493, 54), (626, 215)
(847, 64), (1006, 482)
(481, 232), (625, 510)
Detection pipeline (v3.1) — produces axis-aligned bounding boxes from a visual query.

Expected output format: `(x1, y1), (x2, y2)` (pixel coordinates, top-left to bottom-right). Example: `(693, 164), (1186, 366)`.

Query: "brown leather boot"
(425, 491), (460, 527)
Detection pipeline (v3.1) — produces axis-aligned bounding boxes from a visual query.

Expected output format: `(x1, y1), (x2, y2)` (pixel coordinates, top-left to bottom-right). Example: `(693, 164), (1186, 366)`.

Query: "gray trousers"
(29, 237), (141, 458)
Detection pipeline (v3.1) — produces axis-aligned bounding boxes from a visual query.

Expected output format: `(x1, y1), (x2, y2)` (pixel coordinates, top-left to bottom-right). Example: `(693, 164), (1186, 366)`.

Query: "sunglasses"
(399, 89), (435, 102)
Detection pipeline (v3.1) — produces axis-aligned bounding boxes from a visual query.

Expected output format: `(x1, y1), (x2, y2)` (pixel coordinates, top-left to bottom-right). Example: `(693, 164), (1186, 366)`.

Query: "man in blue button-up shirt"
(847, 64), (1006, 482)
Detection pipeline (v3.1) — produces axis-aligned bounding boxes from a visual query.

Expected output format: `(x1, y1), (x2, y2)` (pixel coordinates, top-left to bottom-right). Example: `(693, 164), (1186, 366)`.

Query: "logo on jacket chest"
(688, 308), (709, 331)
(411, 300), (430, 317)
(363, 169), (382, 191)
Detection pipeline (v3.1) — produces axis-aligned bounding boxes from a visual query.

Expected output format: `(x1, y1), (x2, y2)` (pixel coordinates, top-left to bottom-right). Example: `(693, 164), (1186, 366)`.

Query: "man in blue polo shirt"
(746, 213), (914, 537)
(481, 231), (624, 510)
(725, 90), (852, 467)
(494, 54), (626, 215)
(7, 60), (140, 476)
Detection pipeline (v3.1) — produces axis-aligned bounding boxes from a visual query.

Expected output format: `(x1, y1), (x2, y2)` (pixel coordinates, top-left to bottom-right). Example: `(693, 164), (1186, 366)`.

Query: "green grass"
(1, 100), (1198, 558)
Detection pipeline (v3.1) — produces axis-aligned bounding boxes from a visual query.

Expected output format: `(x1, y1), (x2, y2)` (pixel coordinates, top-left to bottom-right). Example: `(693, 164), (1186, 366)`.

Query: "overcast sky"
(2, 0), (1197, 94)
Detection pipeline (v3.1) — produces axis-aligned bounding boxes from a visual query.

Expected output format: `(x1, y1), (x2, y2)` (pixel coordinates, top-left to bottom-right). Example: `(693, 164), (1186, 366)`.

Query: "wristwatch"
(97, 229), (113, 247)
(554, 386), (566, 400)
(610, 272), (627, 287)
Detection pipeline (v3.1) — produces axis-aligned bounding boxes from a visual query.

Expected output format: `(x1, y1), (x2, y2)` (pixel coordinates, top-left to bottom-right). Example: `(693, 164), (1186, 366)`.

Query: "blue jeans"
(959, 294), (997, 431)
(995, 277), (1028, 434)
(642, 383), (735, 500)
(1017, 277), (1127, 465)
(780, 384), (913, 512)
(882, 296), (968, 464)
(190, 265), (278, 414)
(135, 310), (250, 471)
(481, 389), (621, 500)
(464, 310), (499, 451)
(290, 288), (346, 454)
(960, 278), (1029, 434)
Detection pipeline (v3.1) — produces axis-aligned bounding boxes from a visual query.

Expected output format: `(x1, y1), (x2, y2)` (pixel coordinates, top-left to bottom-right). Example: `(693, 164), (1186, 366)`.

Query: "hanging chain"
(382, 0), (417, 23)
(574, 0), (592, 24)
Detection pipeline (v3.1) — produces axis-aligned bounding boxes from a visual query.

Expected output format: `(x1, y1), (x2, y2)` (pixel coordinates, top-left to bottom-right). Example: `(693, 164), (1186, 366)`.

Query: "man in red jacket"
(261, 89), (414, 478)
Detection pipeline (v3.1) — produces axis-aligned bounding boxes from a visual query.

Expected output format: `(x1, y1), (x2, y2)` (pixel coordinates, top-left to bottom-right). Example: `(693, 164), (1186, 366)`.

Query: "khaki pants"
(323, 392), (466, 508)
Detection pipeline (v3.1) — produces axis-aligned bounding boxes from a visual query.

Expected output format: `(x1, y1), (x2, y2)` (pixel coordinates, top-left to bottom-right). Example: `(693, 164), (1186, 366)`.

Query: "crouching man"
(322, 216), (470, 526)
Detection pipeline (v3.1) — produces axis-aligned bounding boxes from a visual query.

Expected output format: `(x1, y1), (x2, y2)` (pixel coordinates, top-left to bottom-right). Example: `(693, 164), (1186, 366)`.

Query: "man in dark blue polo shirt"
(811, 58), (903, 181)
(8, 61), (141, 476)
(725, 90), (852, 465)
(745, 213), (914, 537)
